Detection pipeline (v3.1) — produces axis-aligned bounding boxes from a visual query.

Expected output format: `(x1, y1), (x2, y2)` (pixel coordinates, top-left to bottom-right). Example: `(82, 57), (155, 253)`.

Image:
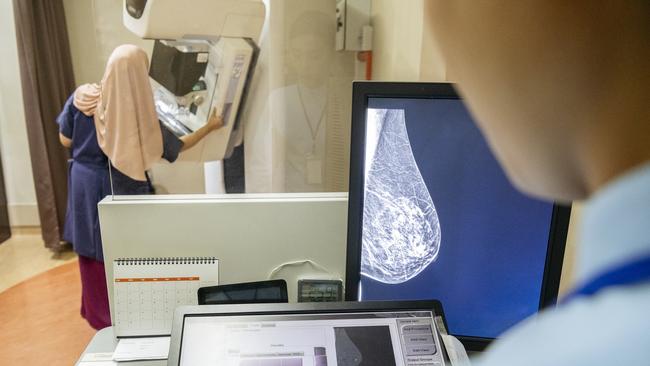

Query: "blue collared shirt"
(475, 162), (650, 366)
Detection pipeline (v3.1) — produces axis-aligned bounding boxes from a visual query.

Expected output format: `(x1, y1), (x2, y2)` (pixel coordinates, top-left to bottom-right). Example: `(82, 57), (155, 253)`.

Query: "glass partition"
(108, 0), (356, 198)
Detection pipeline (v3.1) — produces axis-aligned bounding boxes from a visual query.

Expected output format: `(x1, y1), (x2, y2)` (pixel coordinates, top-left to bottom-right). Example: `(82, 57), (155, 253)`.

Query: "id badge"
(306, 156), (323, 185)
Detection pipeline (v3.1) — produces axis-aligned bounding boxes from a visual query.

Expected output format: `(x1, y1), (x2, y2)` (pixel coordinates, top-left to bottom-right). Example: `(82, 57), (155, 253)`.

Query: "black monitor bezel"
(344, 81), (571, 351)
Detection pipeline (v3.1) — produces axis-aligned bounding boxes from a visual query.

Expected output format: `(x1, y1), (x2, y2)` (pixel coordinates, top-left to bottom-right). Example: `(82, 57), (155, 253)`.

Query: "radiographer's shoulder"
(473, 283), (650, 366)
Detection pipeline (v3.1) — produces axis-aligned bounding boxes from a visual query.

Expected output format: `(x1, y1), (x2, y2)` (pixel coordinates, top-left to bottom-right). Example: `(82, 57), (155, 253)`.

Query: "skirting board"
(8, 203), (40, 227)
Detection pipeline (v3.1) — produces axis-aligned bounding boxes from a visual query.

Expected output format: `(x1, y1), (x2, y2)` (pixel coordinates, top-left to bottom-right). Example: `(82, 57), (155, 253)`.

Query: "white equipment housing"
(123, 0), (265, 188)
(124, 0), (265, 42)
(98, 193), (348, 324)
(336, 0), (372, 51)
(150, 37), (256, 162)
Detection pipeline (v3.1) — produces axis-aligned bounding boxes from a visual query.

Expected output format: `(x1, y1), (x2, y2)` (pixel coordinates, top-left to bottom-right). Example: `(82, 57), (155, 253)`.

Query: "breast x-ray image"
(362, 109), (441, 284)
(359, 97), (555, 339)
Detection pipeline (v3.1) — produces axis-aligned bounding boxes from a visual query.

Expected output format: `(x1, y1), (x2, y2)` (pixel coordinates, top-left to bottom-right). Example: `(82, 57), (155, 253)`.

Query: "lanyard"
(561, 253), (650, 304)
(296, 85), (326, 155)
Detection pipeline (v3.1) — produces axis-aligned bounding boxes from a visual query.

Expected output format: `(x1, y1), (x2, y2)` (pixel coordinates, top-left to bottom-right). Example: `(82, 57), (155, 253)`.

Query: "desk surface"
(77, 327), (167, 366)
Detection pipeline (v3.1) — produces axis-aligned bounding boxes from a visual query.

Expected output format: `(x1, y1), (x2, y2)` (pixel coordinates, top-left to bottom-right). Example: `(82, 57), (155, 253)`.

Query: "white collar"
(577, 161), (650, 283)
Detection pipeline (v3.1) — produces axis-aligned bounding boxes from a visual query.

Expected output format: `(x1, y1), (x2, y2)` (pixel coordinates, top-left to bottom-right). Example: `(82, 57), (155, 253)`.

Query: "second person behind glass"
(56, 44), (222, 330)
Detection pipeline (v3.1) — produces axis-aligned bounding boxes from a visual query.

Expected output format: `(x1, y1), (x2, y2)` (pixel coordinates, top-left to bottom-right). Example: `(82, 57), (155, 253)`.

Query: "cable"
(267, 260), (341, 282)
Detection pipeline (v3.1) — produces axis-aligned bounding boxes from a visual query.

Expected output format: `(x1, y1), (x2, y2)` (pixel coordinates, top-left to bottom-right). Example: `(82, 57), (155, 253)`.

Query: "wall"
(370, 0), (445, 82)
(419, 2), (447, 82)
(63, 0), (153, 85)
(560, 204), (582, 294)
(370, 0), (423, 81)
(0, 0), (39, 227)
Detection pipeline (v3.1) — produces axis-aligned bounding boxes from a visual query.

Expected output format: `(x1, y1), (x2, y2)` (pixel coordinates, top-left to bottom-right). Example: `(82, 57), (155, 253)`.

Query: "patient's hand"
(179, 108), (225, 152)
(206, 108), (224, 131)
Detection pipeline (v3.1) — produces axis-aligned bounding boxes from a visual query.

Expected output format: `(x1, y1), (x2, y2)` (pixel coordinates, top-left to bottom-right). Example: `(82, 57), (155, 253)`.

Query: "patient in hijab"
(55, 44), (222, 330)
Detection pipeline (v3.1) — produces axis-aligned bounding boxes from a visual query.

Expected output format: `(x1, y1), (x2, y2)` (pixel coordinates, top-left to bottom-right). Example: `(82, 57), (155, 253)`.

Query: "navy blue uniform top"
(57, 94), (183, 260)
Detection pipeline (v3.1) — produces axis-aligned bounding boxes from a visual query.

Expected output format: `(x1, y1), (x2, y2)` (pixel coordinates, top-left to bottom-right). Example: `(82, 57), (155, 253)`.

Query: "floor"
(0, 229), (96, 365)
(0, 227), (77, 292)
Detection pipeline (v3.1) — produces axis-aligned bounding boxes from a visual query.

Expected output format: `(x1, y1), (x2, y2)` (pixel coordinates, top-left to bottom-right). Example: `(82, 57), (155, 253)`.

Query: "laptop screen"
(179, 311), (445, 366)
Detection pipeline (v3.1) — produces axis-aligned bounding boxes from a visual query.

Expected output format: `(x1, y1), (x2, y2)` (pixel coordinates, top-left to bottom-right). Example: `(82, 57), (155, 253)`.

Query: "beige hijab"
(73, 44), (163, 181)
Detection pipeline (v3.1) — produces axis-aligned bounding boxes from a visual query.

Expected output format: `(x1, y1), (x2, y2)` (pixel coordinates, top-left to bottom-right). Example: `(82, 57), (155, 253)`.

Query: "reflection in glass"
(246, 2), (354, 193)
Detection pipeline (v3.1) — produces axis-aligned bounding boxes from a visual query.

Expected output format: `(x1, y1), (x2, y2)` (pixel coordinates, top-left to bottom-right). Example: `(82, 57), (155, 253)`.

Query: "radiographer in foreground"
(427, 1), (649, 365)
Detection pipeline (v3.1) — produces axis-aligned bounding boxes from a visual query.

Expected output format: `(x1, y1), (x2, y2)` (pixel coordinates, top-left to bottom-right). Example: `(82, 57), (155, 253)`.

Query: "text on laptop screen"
(179, 311), (445, 366)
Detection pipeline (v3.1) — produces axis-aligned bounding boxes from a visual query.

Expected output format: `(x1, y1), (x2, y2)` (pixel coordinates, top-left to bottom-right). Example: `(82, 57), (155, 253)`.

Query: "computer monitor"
(345, 82), (571, 351)
(169, 300), (448, 366)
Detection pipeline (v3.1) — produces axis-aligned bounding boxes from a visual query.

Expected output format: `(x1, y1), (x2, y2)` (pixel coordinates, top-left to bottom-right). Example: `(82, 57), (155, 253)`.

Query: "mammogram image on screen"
(361, 109), (442, 284)
(334, 326), (396, 366)
(360, 97), (556, 339)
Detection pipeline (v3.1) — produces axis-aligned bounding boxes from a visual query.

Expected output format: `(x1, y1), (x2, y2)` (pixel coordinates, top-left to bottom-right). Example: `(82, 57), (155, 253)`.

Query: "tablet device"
(198, 280), (288, 305)
(169, 300), (448, 366)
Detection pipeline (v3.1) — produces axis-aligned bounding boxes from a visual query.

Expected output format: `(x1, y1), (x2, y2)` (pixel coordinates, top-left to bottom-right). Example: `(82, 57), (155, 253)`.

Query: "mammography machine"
(123, 0), (265, 190)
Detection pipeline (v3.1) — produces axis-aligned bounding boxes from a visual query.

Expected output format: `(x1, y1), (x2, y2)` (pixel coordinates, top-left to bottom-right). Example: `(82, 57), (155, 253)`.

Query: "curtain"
(13, 0), (75, 250)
